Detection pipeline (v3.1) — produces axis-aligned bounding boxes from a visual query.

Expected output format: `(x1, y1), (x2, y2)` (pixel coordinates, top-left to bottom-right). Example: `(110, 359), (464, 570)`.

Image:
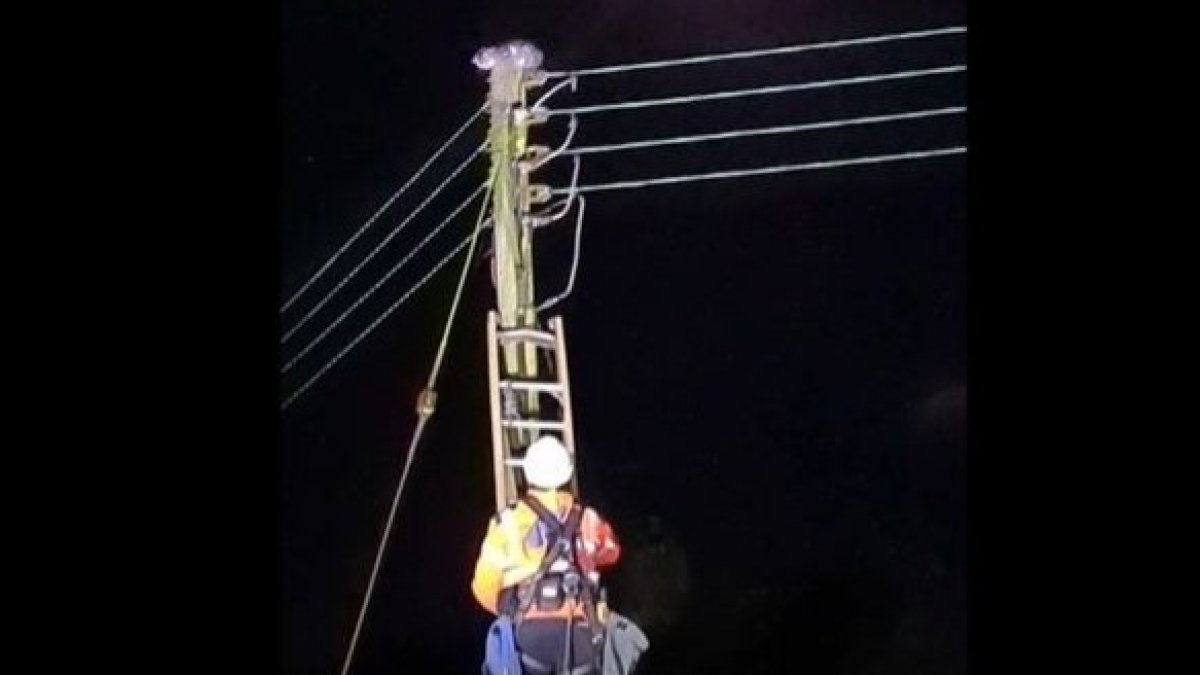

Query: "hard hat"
(522, 435), (573, 489)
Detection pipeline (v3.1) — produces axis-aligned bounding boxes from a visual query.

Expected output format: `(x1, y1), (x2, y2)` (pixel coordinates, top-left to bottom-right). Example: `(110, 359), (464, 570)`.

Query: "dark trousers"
(515, 618), (598, 674)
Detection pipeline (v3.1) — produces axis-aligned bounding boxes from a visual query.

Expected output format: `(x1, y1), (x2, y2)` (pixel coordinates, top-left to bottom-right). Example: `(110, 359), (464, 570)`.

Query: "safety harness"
(504, 495), (606, 674)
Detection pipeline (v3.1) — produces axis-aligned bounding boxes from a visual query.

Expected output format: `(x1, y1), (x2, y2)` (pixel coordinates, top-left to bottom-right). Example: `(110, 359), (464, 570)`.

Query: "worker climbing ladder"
(318, 29), (966, 675)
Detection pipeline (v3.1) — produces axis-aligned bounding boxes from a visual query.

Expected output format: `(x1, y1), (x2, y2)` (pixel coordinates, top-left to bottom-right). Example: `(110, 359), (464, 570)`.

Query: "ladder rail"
(550, 316), (580, 496)
(486, 312), (512, 511)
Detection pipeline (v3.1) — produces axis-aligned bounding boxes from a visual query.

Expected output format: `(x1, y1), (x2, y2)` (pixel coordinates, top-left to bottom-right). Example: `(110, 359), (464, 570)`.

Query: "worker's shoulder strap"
(521, 495), (583, 545)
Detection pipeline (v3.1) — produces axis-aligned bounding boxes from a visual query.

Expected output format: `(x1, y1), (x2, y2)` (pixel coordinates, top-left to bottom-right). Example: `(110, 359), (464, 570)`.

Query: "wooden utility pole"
(474, 41), (561, 508)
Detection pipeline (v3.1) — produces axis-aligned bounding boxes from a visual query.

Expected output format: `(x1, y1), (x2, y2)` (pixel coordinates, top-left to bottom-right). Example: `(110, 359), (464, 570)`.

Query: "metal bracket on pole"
(523, 184), (552, 210)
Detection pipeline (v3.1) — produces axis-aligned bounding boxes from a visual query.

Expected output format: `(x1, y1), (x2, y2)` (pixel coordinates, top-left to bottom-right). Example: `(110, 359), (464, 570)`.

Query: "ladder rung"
(495, 327), (557, 348)
(500, 419), (566, 430)
(499, 380), (564, 394)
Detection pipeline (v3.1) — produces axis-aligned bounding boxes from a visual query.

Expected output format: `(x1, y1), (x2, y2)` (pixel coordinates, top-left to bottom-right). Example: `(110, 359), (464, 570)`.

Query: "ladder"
(486, 310), (579, 512)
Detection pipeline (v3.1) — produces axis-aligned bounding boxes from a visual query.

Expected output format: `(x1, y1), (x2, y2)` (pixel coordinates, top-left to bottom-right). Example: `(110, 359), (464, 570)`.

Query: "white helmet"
(521, 435), (573, 489)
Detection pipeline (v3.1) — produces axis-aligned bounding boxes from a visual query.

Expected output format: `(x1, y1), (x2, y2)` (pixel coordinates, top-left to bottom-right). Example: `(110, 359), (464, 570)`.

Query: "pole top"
(473, 40), (543, 72)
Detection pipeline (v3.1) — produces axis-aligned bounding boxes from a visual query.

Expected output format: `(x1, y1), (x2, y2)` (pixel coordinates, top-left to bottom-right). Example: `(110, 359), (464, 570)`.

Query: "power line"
(282, 184), (487, 375)
(280, 106), (484, 314)
(537, 195), (587, 314)
(545, 25), (966, 78)
(281, 147), (484, 345)
(549, 146), (966, 196)
(280, 214), (494, 412)
(544, 64), (965, 117)
(563, 106), (965, 157)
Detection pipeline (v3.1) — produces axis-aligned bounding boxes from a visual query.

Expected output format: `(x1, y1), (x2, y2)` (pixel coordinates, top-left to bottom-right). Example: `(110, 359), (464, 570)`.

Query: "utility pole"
(474, 41), (558, 508)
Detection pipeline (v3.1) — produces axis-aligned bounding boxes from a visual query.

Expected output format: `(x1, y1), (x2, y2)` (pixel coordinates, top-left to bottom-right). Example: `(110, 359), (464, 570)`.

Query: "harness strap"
(514, 497), (584, 619)
(520, 496), (606, 671)
(524, 498), (604, 643)
(523, 495), (583, 544)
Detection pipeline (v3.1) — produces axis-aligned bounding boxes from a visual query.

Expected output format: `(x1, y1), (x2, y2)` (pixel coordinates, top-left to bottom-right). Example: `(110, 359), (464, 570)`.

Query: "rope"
(334, 173), (495, 675)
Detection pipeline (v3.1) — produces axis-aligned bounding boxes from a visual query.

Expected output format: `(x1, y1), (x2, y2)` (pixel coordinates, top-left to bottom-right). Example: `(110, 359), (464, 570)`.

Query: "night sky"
(281, 1), (967, 673)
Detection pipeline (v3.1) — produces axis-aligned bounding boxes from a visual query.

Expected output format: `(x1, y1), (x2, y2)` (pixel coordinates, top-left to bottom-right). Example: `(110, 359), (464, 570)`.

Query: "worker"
(472, 435), (620, 674)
